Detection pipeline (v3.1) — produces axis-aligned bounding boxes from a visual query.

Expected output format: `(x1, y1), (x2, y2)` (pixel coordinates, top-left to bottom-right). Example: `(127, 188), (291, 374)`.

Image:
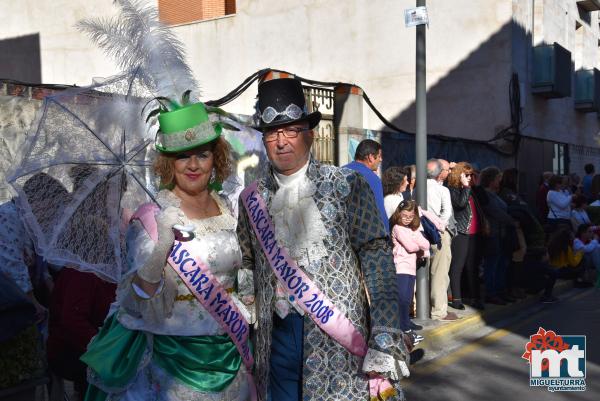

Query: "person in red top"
(47, 267), (116, 400)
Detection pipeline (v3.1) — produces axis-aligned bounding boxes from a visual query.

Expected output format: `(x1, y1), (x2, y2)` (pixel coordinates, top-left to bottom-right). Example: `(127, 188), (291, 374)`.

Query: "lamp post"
(414, 0), (429, 320)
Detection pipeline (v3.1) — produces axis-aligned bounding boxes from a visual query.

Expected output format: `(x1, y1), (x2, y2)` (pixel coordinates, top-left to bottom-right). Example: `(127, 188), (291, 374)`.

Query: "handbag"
(420, 215), (442, 248)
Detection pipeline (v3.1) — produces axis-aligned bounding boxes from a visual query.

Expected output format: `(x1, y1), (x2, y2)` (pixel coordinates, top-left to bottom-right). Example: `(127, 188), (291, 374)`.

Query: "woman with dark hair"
(498, 168), (528, 300)
(499, 168), (518, 200)
(382, 166), (408, 219)
(446, 162), (479, 310)
(571, 194), (595, 230)
(401, 165), (416, 201)
(479, 167), (518, 305)
(547, 225), (595, 289)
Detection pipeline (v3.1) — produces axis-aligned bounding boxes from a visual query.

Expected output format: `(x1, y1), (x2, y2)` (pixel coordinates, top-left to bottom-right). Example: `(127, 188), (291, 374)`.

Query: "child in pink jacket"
(390, 200), (431, 338)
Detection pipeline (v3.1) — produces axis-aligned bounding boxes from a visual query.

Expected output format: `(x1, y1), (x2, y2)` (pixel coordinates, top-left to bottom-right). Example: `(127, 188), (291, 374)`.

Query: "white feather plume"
(77, 0), (199, 103)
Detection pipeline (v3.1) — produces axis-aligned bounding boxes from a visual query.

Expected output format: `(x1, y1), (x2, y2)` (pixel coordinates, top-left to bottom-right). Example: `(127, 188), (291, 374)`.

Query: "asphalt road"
(403, 288), (599, 401)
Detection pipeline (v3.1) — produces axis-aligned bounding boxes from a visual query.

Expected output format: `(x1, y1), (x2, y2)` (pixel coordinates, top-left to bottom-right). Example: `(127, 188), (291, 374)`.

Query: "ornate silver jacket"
(237, 159), (407, 401)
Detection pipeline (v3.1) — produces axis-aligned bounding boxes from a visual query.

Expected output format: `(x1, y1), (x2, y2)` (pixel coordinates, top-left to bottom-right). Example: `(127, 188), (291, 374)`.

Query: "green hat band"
(155, 101), (221, 153)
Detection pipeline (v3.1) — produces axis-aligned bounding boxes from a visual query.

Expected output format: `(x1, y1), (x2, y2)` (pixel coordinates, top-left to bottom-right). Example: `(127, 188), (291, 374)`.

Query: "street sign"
(405, 6), (429, 27)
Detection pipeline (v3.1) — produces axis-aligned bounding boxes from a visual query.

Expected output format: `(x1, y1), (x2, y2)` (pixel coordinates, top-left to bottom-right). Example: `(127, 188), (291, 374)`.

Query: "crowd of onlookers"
(2, 139), (600, 397)
(348, 140), (600, 345)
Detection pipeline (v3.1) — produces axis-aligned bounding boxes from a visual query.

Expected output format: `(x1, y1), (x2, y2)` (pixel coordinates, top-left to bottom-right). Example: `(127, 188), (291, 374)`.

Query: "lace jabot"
(269, 161), (329, 318)
(270, 161), (328, 262)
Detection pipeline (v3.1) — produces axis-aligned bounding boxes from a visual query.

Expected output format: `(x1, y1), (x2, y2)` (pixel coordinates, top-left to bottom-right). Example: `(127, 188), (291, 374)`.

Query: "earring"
(209, 169), (216, 184)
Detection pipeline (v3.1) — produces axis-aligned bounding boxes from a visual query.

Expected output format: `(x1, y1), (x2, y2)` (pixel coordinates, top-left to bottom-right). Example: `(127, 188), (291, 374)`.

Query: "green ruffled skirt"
(81, 314), (243, 401)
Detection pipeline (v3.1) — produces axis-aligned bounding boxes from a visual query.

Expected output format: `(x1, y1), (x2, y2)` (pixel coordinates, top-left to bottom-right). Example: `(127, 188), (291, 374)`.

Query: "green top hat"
(155, 101), (221, 153)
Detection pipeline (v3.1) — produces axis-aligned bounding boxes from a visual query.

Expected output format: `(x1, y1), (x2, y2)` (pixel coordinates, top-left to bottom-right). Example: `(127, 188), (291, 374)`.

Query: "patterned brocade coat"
(237, 159), (407, 401)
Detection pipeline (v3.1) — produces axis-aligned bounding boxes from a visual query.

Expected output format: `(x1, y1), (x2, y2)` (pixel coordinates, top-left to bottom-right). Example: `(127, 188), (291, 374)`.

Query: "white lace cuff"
(361, 348), (410, 381)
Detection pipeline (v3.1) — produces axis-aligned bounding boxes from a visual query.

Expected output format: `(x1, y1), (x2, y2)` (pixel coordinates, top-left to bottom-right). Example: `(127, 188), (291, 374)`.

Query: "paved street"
(403, 288), (599, 401)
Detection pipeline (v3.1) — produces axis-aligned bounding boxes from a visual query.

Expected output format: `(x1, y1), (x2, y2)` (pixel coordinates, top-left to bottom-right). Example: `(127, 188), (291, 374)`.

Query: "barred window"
(158, 0), (236, 25)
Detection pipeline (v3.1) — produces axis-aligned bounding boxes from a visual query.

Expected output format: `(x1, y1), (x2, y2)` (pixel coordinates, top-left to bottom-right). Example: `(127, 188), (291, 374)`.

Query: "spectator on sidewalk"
(461, 164), (488, 310)
(390, 200), (429, 344)
(426, 159), (458, 321)
(344, 139), (388, 231)
(536, 172), (553, 223)
(479, 167), (518, 305)
(47, 267), (117, 400)
(402, 164), (416, 201)
(447, 162), (475, 311)
(583, 164), (595, 200)
(546, 175), (573, 231)
(499, 168), (529, 301)
(438, 159), (451, 184)
(572, 224), (600, 287)
(568, 173), (582, 195)
(571, 194), (595, 231)
(590, 174), (600, 204)
(383, 166), (408, 219)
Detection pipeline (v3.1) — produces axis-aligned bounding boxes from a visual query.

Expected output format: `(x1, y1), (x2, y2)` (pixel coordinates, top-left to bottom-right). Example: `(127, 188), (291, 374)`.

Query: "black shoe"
(541, 295), (558, 304)
(449, 300), (465, 310)
(408, 321), (423, 330)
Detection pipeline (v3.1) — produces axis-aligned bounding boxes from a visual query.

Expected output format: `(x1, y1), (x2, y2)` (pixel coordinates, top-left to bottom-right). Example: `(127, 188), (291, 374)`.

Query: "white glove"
(136, 207), (180, 283)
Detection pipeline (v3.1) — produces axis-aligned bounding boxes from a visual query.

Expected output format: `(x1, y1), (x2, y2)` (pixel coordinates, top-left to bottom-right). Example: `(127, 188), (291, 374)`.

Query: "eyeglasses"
(263, 127), (310, 143)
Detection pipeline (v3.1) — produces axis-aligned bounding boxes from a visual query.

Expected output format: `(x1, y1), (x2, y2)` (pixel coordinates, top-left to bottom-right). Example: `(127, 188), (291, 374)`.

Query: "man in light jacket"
(426, 159), (459, 321)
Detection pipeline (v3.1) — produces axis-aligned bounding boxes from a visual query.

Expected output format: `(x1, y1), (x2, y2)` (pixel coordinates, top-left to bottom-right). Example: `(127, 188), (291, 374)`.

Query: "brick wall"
(158, 0), (235, 25)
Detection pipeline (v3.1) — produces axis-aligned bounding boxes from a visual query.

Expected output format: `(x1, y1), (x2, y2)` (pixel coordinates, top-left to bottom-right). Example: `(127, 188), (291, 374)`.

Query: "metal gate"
(303, 86), (335, 165)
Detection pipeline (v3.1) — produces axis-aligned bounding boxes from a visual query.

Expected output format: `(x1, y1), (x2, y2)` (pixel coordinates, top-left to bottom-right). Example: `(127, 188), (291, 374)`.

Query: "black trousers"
(449, 233), (470, 300)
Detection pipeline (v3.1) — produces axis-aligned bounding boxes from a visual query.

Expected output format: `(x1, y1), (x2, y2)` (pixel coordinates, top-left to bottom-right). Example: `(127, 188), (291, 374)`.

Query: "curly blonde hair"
(447, 162), (473, 188)
(153, 137), (232, 189)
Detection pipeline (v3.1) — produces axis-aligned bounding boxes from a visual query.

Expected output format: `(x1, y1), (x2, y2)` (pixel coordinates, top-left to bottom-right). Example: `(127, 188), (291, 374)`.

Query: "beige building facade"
(2, 0), (600, 200)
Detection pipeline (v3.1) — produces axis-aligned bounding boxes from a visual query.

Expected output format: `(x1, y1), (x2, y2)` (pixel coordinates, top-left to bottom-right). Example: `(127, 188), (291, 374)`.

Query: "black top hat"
(253, 78), (321, 132)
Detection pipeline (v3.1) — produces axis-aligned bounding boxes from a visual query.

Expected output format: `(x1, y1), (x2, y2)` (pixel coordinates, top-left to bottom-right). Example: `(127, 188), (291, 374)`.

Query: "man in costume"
(237, 77), (409, 401)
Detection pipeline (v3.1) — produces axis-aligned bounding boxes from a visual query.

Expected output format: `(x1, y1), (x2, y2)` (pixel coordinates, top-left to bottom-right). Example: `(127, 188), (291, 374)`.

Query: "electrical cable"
(206, 68), (523, 156)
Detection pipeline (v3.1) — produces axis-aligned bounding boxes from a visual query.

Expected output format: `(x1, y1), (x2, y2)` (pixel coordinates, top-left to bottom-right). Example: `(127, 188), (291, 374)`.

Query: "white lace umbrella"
(8, 70), (157, 283)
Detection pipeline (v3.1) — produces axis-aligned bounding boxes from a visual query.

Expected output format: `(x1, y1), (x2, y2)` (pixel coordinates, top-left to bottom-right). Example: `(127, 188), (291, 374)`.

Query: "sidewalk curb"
(416, 280), (575, 352)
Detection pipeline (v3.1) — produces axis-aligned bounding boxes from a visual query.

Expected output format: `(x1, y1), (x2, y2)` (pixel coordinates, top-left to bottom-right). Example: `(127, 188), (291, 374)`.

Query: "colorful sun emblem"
(184, 129), (196, 142)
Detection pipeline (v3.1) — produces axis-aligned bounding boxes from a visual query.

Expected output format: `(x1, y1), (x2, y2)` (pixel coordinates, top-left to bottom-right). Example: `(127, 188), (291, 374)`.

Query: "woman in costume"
(82, 101), (255, 401)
